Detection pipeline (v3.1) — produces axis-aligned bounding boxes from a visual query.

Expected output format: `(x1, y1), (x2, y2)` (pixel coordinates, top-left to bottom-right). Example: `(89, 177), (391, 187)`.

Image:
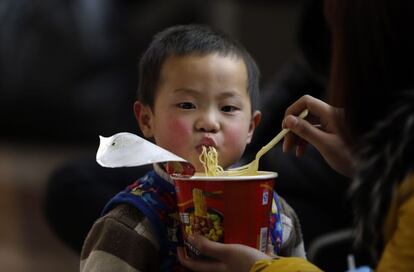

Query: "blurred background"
(0, 0), (317, 271)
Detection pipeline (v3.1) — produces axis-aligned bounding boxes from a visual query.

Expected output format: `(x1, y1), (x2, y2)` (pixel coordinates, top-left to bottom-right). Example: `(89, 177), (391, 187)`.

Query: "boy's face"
(135, 53), (261, 172)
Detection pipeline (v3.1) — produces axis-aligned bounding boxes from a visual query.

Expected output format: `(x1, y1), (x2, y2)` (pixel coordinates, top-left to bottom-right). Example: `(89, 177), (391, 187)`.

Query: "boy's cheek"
(225, 124), (250, 145)
(221, 127), (249, 158)
(167, 118), (191, 137)
(224, 130), (239, 145)
(162, 118), (192, 148)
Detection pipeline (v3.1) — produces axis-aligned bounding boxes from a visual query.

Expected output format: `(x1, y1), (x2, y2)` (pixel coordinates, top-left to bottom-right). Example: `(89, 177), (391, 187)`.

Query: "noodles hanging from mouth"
(199, 146), (224, 176)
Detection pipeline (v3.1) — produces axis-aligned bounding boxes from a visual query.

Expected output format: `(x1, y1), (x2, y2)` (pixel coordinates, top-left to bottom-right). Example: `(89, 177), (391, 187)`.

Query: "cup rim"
(171, 171), (278, 181)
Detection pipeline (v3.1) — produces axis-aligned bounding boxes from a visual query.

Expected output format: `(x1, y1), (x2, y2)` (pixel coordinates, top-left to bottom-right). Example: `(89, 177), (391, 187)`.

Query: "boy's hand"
(177, 234), (271, 272)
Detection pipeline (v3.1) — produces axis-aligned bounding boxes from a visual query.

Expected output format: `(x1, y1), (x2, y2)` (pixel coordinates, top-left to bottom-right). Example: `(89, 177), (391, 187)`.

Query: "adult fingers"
(283, 115), (331, 155)
(295, 138), (308, 157)
(284, 95), (330, 121)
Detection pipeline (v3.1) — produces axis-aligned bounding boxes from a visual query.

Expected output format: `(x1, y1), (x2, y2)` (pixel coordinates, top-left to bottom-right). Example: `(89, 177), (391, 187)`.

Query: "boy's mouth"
(196, 145), (215, 154)
(196, 138), (217, 153)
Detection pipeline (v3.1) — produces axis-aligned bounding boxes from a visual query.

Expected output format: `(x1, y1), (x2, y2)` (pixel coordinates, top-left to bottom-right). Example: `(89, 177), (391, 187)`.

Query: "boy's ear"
(246, 110), (261, 144)
(134, 101), (154, 138)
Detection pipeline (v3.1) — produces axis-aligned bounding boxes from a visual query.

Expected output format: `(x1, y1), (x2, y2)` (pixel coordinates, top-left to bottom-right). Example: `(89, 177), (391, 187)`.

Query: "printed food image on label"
(181, 188), (224, 242)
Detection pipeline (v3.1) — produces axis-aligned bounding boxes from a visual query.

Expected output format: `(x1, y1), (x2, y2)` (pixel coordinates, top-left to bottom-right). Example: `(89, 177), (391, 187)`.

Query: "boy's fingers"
(177, 246), (225, 272)
(188, 234), (227, 260)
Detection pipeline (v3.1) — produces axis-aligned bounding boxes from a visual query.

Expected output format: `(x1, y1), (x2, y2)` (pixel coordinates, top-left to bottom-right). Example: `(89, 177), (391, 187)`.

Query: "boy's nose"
(195, 111), (220, 133)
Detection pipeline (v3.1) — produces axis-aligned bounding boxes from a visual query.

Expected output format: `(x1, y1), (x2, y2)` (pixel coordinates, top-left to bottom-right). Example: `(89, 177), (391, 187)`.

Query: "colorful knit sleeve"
(250, 257), (323, 272)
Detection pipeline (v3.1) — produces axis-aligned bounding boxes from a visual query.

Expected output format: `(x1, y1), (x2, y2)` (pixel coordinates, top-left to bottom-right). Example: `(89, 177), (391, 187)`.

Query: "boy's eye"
(177, 102), (196, 109)
(221, 105), (238, 112)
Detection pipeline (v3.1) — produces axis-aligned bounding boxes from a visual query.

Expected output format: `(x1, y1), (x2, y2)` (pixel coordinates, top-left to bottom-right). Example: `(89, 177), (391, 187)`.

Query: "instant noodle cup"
(172, 171), (277, 258)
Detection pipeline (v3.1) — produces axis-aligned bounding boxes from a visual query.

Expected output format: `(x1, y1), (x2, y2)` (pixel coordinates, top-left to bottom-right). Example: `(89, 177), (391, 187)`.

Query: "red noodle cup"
(172, 171), (277, 258)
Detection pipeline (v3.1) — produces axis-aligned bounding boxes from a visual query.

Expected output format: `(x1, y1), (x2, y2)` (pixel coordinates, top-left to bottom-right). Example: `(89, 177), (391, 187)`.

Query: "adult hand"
(282, 95), (353, 177)
(177, 234), (271, 272)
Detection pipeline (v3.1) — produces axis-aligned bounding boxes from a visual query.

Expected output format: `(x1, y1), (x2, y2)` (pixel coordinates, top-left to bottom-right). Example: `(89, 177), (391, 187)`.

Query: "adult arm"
(376, 175), (414, 271)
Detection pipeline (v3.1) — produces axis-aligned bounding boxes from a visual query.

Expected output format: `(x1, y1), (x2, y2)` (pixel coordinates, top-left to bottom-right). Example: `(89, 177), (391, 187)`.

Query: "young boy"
(80, 24), (305, 272)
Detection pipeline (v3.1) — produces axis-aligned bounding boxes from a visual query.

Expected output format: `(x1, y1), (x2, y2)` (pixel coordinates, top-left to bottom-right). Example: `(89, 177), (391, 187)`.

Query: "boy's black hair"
(137, 24), (260, 111)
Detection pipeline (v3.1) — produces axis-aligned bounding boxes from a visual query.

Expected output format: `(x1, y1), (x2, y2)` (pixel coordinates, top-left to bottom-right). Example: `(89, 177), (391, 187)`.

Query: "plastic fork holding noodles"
(225, 109), (309, 176)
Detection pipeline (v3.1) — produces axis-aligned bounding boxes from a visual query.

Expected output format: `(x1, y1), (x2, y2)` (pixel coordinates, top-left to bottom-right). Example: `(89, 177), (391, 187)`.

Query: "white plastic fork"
(224, 109), (309, 176)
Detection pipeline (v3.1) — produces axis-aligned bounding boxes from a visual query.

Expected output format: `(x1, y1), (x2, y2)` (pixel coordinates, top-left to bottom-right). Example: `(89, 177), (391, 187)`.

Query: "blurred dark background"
(0, 0), (303, 145)
(0, 1), (341, 271)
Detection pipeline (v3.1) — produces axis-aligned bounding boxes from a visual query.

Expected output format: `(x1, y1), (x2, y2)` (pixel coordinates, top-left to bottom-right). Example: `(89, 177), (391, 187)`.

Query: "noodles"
(199, 146), (224, 176)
